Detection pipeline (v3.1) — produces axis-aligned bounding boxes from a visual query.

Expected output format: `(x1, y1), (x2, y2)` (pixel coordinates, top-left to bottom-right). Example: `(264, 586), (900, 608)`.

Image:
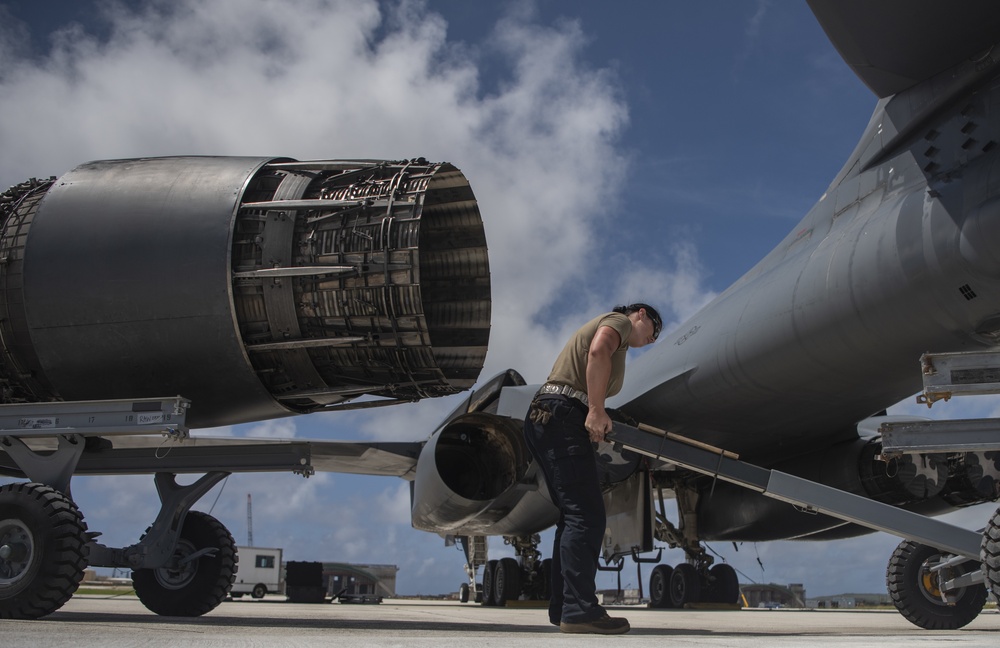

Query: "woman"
(524, 303), (662, 634)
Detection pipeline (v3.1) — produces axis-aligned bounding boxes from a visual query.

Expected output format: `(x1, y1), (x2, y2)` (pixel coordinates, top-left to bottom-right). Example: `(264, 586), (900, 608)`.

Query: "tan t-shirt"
(546, 312), (632, 398)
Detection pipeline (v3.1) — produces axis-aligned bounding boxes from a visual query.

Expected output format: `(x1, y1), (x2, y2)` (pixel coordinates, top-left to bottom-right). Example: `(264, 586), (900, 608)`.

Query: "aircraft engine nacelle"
(696, 436), (1000, 541)
(0, 156), (490, 427)
(410, 411), (529, 532)
(858, 438), (1000, 508)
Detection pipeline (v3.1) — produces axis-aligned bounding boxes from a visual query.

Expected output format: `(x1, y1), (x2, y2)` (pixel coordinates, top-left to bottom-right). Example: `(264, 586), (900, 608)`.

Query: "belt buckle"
(540, 383), (587, 406)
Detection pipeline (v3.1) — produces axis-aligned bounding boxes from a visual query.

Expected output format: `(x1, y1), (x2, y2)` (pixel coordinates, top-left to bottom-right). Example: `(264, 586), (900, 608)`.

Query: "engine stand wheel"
(983, 506), (1000, 600)
(668, 562), (702, 608)
(886, 539), (986, 630)
(0, 482), (88, 619)
(132, 510), (236, 616)
(648, 564), (674, 608)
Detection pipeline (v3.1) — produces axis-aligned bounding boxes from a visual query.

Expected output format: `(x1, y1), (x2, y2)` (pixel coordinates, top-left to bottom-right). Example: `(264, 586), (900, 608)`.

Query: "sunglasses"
(646, 311), (662, 340)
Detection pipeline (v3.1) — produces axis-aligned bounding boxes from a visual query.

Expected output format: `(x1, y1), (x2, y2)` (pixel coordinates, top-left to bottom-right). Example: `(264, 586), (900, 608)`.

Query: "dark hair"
(613, 303), (663, 340)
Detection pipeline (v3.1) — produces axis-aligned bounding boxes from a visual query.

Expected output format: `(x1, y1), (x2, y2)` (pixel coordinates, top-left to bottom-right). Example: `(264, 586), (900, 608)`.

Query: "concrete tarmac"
(4, 596), (999, 648)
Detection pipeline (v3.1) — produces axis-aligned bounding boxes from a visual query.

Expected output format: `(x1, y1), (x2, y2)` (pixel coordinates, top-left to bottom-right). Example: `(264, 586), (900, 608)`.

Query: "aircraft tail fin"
(808, 0), (1000, 98)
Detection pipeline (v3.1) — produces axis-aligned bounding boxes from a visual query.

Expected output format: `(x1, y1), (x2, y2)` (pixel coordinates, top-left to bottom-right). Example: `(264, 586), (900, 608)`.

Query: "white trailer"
(231, 547), (283, 599)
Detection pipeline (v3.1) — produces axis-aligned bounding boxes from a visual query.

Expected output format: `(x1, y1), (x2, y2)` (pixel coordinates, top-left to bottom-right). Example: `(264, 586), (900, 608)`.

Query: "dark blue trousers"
(523, 395), (607, 624)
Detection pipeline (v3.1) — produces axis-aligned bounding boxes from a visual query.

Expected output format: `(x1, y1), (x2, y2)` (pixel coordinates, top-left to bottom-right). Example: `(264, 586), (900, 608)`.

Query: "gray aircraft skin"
(2, 0), (1000, 630)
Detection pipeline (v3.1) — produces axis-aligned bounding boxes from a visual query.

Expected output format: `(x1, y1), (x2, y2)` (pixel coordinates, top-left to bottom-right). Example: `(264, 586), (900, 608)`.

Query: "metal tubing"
(609, 422), (983, 559)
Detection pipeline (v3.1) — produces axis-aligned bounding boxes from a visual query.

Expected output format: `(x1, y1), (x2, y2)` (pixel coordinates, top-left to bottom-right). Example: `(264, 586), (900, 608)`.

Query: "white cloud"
(0, 0), (644, 384)
(375, 481), (412, 523)
(0, 0), (721, 595)
(244, 419), (298, 439)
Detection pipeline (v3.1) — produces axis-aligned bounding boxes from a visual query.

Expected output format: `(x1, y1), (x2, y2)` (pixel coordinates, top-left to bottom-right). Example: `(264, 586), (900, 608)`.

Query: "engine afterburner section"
(0, 157), (490, 427)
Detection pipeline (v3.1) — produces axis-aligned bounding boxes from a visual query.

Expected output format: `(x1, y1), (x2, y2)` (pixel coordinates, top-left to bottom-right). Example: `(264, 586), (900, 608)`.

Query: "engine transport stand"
(0, 395), (398, 620)
(0, 396), (242, 620)
(606, 408), (997, 630)
(878, 350), (1000, 616)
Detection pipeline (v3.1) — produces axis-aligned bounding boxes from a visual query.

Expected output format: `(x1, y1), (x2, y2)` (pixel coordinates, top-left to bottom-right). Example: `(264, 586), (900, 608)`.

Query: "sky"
(1, 0), (998, 600)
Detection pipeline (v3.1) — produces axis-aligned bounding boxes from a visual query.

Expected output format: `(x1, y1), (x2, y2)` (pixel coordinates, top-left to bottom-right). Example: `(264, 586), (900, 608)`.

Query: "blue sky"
(1, 0), (996, 599)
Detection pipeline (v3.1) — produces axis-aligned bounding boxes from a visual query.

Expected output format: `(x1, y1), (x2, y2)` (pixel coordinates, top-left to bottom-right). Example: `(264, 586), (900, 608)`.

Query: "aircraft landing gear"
(471, 534), (549, 606)
(456, 535), (486, 604)
(886, 539), (987, 630)
(646, 560), (740, 608)
(0, 482), (89, 619)
(669, 562), (702, 607)
(481, 558), (497, 606)
(707, 563), (740, 603)
(646, 484), (742, 609)
(480, 555), (535, 605)
(493, 557), (520, 605)
(648, 564), (673, 608)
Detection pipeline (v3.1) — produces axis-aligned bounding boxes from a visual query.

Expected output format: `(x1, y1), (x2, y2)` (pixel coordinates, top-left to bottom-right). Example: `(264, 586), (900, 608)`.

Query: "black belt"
(537, 383), (589, 406)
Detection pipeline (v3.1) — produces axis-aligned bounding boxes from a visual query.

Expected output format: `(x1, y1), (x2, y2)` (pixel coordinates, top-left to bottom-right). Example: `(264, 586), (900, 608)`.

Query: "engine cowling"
(410, 411), (528, 532)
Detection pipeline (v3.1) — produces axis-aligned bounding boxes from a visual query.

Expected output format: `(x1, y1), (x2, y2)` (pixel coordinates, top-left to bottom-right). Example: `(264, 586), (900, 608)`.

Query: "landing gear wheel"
(707, 563), (740, 604)
(983, 506), (1000, 600)
(251, 583), (267, 599)
(539, 558), (552, 600)
(494, 557), (520, 605)
(481, 559), (497, 606)
(648, 564), (674, 608)
(0, 482), (88, 619)
(132, 511), (237, 617)
(886, 539), (986, 629)
(669, 563), (702, 608)
(459, 582), (470, 603)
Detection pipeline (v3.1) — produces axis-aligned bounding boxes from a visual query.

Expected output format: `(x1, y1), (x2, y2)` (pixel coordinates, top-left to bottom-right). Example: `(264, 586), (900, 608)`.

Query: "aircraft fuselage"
(619, 54), (1000, 465)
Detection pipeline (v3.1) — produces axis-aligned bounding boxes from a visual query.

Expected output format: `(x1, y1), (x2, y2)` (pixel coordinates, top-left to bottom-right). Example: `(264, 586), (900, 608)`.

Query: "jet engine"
(0, 157), (490, 427)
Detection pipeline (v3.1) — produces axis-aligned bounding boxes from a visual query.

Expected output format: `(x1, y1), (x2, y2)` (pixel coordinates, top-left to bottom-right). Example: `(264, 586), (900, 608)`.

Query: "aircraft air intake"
(0, 156), (490, 427)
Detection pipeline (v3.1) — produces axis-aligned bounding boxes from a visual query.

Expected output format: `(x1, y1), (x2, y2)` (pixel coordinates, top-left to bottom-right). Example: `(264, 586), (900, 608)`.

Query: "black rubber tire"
(982, 506), (1000, 601)
(251, 583), (267, 599)
(669, 562), (702, 608)
(648, 564), (674, 608)
(886, 539), (986, 630)
(481, 559), (497, 606)
(494, 557), (520, 605)
(539, 557), (552, 600)
(707, 563), (741, 604)
(132, 511), (237, 617)
(0, 482), (88, 619)
(459, 582), (470, 603)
